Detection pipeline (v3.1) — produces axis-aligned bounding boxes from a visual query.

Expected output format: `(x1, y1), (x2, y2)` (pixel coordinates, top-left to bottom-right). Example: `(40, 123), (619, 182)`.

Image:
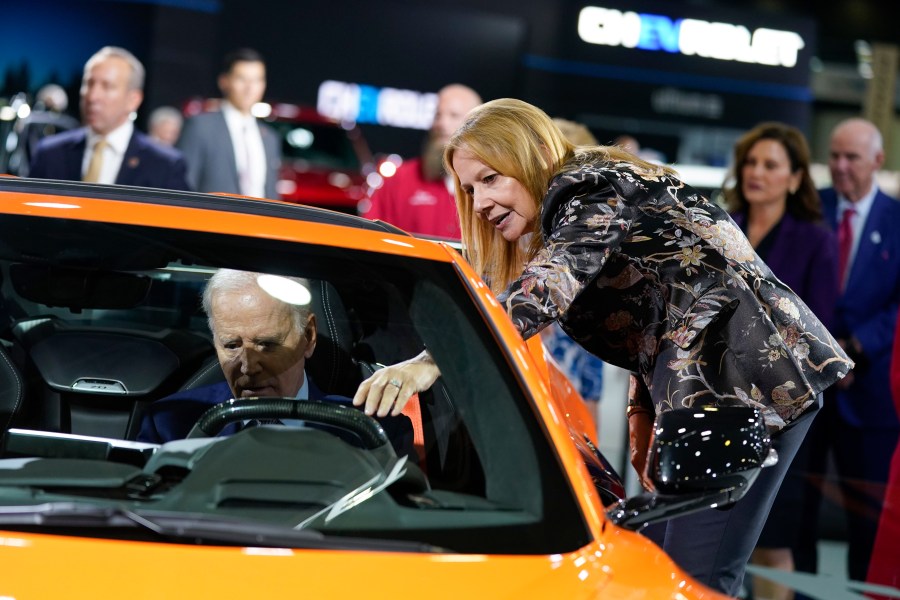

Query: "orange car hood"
(0, 527), (723, 599)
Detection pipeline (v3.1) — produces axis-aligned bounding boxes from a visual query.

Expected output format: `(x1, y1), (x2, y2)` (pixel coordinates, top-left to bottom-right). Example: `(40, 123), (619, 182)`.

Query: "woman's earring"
(789, 184), (798, 195)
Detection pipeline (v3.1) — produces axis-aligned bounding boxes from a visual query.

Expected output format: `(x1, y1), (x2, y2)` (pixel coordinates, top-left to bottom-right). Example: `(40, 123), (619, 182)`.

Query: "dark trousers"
(794, 396), (899, 583)
(642, 399), (820, 597)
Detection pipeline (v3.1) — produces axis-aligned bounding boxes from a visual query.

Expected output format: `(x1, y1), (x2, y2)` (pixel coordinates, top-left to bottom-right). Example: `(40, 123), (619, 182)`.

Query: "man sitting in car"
(137, 269), (413, 457)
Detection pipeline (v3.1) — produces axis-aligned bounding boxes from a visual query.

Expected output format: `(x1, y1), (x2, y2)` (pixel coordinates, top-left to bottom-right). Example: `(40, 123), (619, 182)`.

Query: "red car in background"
(183, 98), (376, 213)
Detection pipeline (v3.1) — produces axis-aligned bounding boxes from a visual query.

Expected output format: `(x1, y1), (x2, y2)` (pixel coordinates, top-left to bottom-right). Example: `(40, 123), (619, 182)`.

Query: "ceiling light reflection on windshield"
(381, 238), (414, 248)
(256, 275), (311, 306)
(24, 202), (80, 209)
(429, 555), (489, 562)
(0, 536), (29, 547)
(242, 547), (294, 556)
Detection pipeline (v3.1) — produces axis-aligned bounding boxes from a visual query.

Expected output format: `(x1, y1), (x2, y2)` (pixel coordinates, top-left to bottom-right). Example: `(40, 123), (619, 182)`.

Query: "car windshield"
(0, 208), (589, 555)
(271, 120), (362, 170)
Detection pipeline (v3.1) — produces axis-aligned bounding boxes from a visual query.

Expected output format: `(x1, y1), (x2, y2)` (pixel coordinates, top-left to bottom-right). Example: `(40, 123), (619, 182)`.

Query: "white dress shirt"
(280, 372), (311, 427)
(82, 121), (134, 184)
(221, 101), (267, 198)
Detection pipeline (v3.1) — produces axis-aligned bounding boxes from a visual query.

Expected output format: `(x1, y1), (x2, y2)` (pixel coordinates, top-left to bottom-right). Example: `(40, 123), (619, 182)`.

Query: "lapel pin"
(127, 157), (140, 168)
(871, 231), (881, 244)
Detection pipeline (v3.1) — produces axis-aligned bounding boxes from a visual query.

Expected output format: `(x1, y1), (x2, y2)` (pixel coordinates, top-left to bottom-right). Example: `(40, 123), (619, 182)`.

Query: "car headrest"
(0, 345), (24, 433)
(9, 263), (151, 310)
(306, 279), (360, 398)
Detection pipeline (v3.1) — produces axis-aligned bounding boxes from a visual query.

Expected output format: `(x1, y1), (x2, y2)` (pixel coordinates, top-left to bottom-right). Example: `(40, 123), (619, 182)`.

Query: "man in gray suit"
(177, 48), (281, 198)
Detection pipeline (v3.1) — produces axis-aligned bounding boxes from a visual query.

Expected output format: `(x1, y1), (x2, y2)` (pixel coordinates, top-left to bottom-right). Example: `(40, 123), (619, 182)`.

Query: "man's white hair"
(84, 46), (145, 91)
(202, 269), (312, 334)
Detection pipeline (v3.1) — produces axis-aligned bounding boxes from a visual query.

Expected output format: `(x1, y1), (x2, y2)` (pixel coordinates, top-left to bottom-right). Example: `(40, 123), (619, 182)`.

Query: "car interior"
(0, 208), (592, 554)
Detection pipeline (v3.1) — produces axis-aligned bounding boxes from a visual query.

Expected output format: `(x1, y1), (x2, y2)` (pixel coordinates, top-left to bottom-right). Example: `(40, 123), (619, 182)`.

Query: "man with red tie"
(797, 118), (900, 584)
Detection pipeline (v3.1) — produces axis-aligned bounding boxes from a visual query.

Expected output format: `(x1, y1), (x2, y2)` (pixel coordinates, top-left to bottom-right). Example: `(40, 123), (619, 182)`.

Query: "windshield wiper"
(0, 502), (445, 552)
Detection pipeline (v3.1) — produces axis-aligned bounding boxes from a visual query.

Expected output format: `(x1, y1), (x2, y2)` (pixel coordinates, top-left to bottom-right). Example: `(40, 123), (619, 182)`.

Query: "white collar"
(295, 370), (309, 401)
(220, 100), (256, 127)
(86, 120), (134, 154)
(837, 182), (878, 222)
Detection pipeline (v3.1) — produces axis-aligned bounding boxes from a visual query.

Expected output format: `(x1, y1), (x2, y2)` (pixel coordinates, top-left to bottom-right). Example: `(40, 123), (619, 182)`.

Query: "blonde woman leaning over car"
(353, 98), (852, 597)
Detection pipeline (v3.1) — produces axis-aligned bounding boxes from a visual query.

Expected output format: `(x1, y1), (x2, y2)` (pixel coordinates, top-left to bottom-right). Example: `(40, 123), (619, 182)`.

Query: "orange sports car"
(0, 177), (772, 598)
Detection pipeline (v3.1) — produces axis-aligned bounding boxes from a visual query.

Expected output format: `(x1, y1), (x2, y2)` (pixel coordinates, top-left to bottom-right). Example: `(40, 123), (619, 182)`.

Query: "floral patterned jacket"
(496, 161), (852, 430)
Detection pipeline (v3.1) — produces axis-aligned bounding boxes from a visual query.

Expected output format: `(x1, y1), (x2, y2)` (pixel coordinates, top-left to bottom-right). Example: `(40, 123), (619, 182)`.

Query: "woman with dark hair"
(725, 122), (839, 600)
(725, 122), (837, 326)
(354, 99), (851, 596)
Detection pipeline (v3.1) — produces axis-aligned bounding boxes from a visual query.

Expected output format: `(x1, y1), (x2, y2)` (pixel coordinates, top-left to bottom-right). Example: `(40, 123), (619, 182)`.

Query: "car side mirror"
(606, 406), (777, 530)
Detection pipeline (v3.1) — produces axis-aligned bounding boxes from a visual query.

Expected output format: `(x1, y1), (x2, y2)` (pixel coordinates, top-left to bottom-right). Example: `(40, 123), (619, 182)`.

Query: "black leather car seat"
(0, 344), (25, 434)
(9, 316), (211, 440)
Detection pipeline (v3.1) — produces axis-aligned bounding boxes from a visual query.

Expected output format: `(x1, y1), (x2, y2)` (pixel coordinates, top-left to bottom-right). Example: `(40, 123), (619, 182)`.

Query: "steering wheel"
(185, 397), (391, 450)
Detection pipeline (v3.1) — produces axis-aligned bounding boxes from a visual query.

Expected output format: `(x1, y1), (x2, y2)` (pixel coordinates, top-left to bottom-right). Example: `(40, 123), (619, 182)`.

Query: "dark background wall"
(183, 0), (819, 159)
(1, 0), (894, 165)
(212, 0), (529, 155)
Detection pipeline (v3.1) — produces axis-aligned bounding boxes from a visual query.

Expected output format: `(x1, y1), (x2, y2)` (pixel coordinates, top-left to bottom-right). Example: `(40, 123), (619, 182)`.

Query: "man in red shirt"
(363, 84), (481, 239)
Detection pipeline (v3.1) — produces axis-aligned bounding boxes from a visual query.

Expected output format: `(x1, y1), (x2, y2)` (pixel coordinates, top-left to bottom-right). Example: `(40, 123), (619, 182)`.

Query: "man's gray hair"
(149, 105), (183, 129)
(202, 269), (312, 334)
(36, 83), (69, 112)
(85, 46), (145, 91)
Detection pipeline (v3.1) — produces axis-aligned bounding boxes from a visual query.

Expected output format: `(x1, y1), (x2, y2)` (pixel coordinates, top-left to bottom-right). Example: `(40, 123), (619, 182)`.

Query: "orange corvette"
(0, 178), (772, 598)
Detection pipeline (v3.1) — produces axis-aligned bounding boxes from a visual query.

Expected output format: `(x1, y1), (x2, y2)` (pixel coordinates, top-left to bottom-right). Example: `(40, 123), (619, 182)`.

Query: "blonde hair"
(552, 118), (598, 146)
(445, 98), (670, 294)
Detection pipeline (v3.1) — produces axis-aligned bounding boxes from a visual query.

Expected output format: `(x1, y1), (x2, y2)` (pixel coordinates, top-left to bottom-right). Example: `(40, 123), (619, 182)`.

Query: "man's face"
(218, 60), (266, 114)
(151, 118), (181, 146)
(211, 283), (316, 399)
(80, 56), (143, 136)
(431, 88), (480, 146)
(828, 122), (884, 202)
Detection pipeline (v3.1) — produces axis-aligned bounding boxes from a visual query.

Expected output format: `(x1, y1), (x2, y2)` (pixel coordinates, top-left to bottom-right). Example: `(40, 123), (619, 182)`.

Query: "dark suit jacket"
(821, 186), (900, 429)
(177, 111), (281, 199)
(137, 379), (415, 460)
(731, 211), (839, 329)
(28, 127), (190, 190)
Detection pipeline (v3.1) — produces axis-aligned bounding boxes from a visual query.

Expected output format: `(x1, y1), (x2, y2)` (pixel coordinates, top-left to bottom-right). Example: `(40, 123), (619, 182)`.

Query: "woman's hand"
(353, 350), (441, 417)
(628, 411), (656, 493)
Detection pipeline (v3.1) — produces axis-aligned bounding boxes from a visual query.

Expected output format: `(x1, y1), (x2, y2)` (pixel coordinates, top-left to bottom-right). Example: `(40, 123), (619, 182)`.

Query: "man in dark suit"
(137, 269), (413, 458)
(177, 48), (281, 199)
(799, 117), (900, 583)
(29, 46), (189, 191)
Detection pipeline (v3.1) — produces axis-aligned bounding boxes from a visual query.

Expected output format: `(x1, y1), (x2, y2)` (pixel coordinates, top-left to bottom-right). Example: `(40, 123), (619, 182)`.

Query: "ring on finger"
(388, 378), (402, 389)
